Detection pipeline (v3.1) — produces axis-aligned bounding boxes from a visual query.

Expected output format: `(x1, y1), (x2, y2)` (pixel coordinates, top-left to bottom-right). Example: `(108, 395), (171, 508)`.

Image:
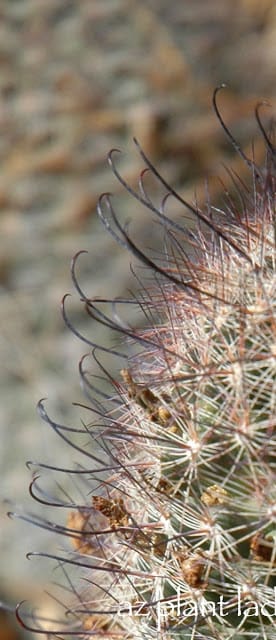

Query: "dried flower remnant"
(13, 87), (276, 638)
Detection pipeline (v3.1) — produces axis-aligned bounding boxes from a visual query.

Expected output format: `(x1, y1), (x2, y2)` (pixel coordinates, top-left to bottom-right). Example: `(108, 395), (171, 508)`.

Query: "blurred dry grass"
(0, 0), (276, 636)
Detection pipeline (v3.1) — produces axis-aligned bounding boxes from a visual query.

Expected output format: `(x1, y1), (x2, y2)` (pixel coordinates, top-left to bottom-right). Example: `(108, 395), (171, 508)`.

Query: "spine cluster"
(15, 89), (276, 639)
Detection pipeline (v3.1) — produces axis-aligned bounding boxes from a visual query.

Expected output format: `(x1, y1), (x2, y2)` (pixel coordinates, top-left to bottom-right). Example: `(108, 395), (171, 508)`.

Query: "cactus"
(14, 87), (275, 639)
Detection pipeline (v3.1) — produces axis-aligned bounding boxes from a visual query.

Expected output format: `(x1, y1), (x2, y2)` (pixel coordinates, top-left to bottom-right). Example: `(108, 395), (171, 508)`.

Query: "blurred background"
(0, 0), (275, 637)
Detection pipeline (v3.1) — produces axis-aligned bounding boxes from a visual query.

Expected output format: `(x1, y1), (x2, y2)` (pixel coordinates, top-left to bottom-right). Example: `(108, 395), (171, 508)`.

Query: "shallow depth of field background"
(0, 1), (275, 638)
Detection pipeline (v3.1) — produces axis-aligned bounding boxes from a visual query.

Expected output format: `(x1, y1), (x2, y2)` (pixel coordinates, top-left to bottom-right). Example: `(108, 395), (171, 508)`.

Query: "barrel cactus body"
(16, 89), (276, 639)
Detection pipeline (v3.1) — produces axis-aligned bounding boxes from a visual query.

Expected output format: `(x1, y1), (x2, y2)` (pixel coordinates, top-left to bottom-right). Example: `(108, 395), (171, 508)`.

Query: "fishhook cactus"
(14, 87), (276, 639)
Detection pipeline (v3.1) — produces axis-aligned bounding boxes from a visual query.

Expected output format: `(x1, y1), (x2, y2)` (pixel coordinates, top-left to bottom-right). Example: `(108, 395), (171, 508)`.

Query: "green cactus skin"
(14, 88), (276, 639)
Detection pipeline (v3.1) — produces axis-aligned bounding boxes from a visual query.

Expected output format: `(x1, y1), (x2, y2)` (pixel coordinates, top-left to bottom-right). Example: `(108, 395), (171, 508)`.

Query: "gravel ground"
(0, 1), (275, 637)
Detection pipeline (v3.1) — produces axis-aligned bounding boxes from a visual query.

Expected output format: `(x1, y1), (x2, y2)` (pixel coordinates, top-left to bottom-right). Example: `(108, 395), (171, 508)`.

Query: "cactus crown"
(14, 88), (276, 639)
